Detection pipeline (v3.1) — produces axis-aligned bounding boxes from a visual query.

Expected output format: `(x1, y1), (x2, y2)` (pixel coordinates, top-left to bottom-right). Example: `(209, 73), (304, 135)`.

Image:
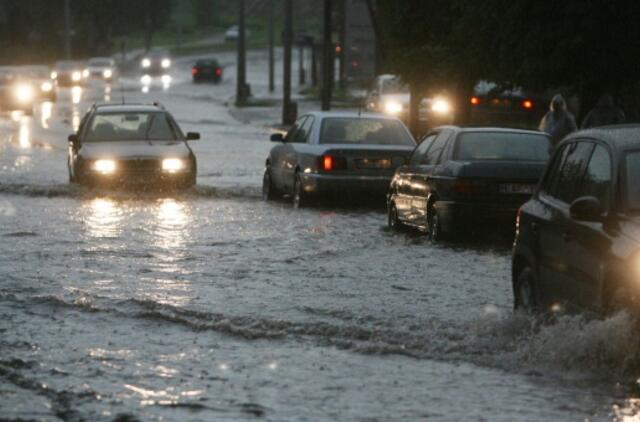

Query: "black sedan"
(192, 59), (222, 83)
(387, 127), (551, 240)
(513, 125), (640, 313)
(263, 112), (416, 207)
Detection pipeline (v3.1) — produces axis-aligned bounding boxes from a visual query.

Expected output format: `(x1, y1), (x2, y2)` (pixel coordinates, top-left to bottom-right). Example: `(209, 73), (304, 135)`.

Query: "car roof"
(432, 125), (549, 137)
(92, 104), (165, 113)
(303, 111), (401, 121)
(563, 125), (640, 152)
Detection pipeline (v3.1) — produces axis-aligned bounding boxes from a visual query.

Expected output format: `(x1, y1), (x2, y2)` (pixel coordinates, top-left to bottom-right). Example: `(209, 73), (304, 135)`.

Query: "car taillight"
(522, 99), (533, 110)
(215, 68), (222, 76)
(319, 155), (347, 171)
(470, 96), (480, 106)
(454, 180), (484, 194)
(192, 68), (198, 75)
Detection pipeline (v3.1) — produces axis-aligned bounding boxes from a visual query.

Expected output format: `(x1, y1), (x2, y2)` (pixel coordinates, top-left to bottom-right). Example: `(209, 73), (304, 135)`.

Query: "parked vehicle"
(263, 111), (416, 207)
(52, 60), (85, 87)
(68, 103), (199, 188)
(513, 125), (640, 313)
(192, 59), (222, 83)
(224, 25), (250, 42)
(140, 49), (171, 75)
(85, 57), (118, 82)
(387, 127), (551, 240)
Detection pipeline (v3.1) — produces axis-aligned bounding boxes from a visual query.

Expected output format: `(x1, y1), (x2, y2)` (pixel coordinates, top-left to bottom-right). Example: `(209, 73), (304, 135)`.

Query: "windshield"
(454, 132), (550, 161)
(625, 151), (640, 211)
(85, 112), (179, 142)
(381, 78), (409, 95)
(319, 118), (415, 146)
(89, 59), (112, 66)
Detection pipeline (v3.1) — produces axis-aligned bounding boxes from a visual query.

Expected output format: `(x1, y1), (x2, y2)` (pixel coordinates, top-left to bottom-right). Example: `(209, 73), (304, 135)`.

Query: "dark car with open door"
(387, 127), (551, 240)
(513, 125), (640, 313)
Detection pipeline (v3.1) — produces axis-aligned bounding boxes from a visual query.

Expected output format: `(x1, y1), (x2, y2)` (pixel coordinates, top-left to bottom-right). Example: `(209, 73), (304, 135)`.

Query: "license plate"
(499, 183), (535, 194)
(355, 158), (391, 169)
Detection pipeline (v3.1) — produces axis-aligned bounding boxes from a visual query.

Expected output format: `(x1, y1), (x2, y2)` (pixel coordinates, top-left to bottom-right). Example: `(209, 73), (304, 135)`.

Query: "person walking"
(581, 93), (626, 128)
(538, 94), (577, 146)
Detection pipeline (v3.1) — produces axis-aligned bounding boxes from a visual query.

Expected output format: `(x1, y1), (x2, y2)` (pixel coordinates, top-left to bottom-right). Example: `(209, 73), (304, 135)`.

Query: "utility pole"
(338, 0), (346, 91)
(282, 0), (295, 124)
(236, 0), (248, 106)
(268, 0), (275, 92)
(321, 0), (333, 111)
(64, 0), (71, 59)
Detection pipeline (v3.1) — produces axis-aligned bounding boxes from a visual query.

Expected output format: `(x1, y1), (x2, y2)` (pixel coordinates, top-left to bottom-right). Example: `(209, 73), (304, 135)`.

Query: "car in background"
(52, 60), (85, 87)
(224, 25), (250, 42)
(67, 103), (199, 188)
(469, 81), (549, 129)
(513, 125), (640, 313)
(192, 59), (222, 83)
(19, 65), (57, 102)
(0, 67), (36, 115)
(84, 57), (118, 82)
(387, 127), (551, 240)
(263, 111), (416, 207)
(140, 48), (171, 75)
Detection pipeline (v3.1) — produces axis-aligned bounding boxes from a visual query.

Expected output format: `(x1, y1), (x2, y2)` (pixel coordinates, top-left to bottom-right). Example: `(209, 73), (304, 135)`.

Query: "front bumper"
(299, 173), (392, 197)
(78, 159), (194, 188)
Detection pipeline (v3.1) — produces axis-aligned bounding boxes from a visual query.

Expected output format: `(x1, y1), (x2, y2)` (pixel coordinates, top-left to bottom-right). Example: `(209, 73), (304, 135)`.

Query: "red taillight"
(191, 67), (198, 75)
(470, 96), (480, 106)
(215, 68), (222, 76)
(323, 155), (333, 171)
(319, 155), (346, 171)
(522, 99), (533, 109)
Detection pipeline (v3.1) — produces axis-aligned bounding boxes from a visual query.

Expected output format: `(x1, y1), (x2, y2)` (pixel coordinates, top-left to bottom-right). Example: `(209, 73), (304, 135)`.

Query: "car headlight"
(141, 58), (151, 68)
(384, 101), (403, 115)
(103, 69), (113, 79)
(41, 81), (53, 92)
(140, 74), (152, 85)
(72, 71), (82, 82)
(15, 84), (34, 103)
(161, 59), (171, 69)
(162, 158), (185, 172)
(82, 69), (89, 78)
(93, 159), (117, 174)
(431, 98), (451, 114)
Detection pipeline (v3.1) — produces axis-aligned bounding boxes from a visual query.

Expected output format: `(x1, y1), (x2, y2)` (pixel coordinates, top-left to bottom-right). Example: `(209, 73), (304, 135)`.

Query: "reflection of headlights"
(141, 74), (152, 85)
(141, 58), (151, 68)
(161, 58), (171, 69)
(93, 159), (117, 174)
(161, 75), (172, 84)
(431, 98), (451, 114)
(72, 71), (82, 82)
(50, 71), (58, 80)
(15, 84), (34, 103)
(103, 69), (113, 79)
(82, 69), (89, 78)
(41, 82), (53, 92)
(384, 101), (403, 115)
(162, 158), (185, 172)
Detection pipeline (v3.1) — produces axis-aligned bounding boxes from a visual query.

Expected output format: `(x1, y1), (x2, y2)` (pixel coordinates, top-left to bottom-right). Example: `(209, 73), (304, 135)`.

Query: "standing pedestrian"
(538, 94), (577, 146)
(581, 93), (625, 128)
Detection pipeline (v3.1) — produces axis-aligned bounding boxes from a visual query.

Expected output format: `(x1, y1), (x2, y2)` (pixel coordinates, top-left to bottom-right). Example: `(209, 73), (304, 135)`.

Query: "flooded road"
(2, 52), (640, 420)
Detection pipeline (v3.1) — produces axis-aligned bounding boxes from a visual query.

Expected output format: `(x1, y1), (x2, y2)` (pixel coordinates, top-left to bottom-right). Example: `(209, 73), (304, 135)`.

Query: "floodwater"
(2, 51), (640, 421)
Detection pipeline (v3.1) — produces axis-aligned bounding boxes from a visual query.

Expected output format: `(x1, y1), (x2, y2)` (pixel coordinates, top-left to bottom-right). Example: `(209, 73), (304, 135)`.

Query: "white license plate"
(499, 183), (535, 194)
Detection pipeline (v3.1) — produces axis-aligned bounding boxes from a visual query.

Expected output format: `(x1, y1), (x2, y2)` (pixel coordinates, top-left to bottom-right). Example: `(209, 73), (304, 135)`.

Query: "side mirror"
(68, 134), (78, 143)
(186, 132), (200, 140)
(570, 196), (603, 222)
(270, 133), (284, 143)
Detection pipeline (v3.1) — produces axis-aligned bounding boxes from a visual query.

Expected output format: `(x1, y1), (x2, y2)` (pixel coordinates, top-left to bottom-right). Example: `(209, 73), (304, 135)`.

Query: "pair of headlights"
(92, 158), (186, 174)
(383, 98), (452, 116)
(141, 58), (171, 69)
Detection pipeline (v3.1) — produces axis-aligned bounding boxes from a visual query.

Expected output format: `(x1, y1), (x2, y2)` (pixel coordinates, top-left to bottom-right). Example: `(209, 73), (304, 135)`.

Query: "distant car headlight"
(50, 71), (58, 80)
(431, 98), (451, 114)
(41, 81), (53, 92)
(15, 84), (34, 103)
(103, 69), (113, 79)
(72, 71), (82, 82)
(162, 158), (185, 172)
(384, 101), (403, 115)
(141, 58), (151, 68)
(140, 74), (152, 85)
(82, 69), (90, 78)
(161, 58), (171, 69)
(93, 159), (117, 174)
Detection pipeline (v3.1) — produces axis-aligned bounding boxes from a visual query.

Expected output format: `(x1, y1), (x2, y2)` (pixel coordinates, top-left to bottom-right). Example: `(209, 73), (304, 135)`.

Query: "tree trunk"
(409, 82), (422, 139)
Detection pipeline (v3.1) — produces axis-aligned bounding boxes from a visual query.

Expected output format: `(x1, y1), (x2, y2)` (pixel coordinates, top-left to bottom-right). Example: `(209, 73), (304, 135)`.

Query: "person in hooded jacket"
(538, 94), (577, 146)
(581, 93), (625, 128)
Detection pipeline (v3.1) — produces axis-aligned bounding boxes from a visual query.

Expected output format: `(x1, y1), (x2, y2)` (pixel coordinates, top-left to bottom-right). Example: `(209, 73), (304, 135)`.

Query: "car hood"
(80, 141), (190, 160)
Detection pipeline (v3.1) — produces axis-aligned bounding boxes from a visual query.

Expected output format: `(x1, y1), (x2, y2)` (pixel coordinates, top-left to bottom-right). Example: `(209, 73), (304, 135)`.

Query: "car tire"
(428, 203), (445, 241)
(388, 203), (403, 231)
(262, 167), (279, 201)
(292, 174), (307, 209)
(514, 265), (538, 312)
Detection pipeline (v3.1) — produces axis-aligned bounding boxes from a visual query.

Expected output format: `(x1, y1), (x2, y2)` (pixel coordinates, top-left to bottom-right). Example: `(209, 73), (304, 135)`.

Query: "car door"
(536, 141), (594, 305)
(397, 133), (437, 223)
(411, 130), (454, 227)
(283, 116), (315, 192)
(273, 116), (306, 191)
(563, 142), (614, 308)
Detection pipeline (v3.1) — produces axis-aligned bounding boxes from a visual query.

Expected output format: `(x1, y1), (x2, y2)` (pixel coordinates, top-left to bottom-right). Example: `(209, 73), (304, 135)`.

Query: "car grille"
(119, 159), (161, 175)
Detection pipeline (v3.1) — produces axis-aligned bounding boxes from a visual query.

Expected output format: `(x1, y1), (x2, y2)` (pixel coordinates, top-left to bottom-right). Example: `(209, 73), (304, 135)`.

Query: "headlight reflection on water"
(40, 101), (53, 129)
(84, 198), (124, 239)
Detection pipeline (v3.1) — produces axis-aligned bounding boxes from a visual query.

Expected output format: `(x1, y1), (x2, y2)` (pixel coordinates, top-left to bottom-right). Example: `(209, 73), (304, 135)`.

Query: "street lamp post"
(282, 0), (296, 125)
(236, 0), (249, 106)
(321, 0), (333, 111)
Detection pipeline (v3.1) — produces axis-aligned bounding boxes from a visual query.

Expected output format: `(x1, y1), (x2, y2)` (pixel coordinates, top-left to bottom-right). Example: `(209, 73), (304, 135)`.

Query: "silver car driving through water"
(67, 103), (199, 189)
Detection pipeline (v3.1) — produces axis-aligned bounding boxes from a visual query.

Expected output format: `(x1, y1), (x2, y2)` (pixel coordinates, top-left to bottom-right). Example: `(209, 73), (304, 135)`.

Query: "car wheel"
(262, 167), (279, 201)
(514, 266), (538, 312)
(428, 203), (445, 241)
(388, 203), (403, 231)
(292, 174), (307, 209)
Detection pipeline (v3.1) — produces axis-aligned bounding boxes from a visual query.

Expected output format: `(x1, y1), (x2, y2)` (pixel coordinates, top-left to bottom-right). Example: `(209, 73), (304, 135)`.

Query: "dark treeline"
(375, 0), (640, 123)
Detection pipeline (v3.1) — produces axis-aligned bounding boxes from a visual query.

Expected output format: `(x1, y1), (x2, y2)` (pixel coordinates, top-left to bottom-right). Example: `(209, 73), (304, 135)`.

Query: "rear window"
(319, 118), (414, 146)
(85, 112), (179, 142)
(454, 132), (550, 161)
